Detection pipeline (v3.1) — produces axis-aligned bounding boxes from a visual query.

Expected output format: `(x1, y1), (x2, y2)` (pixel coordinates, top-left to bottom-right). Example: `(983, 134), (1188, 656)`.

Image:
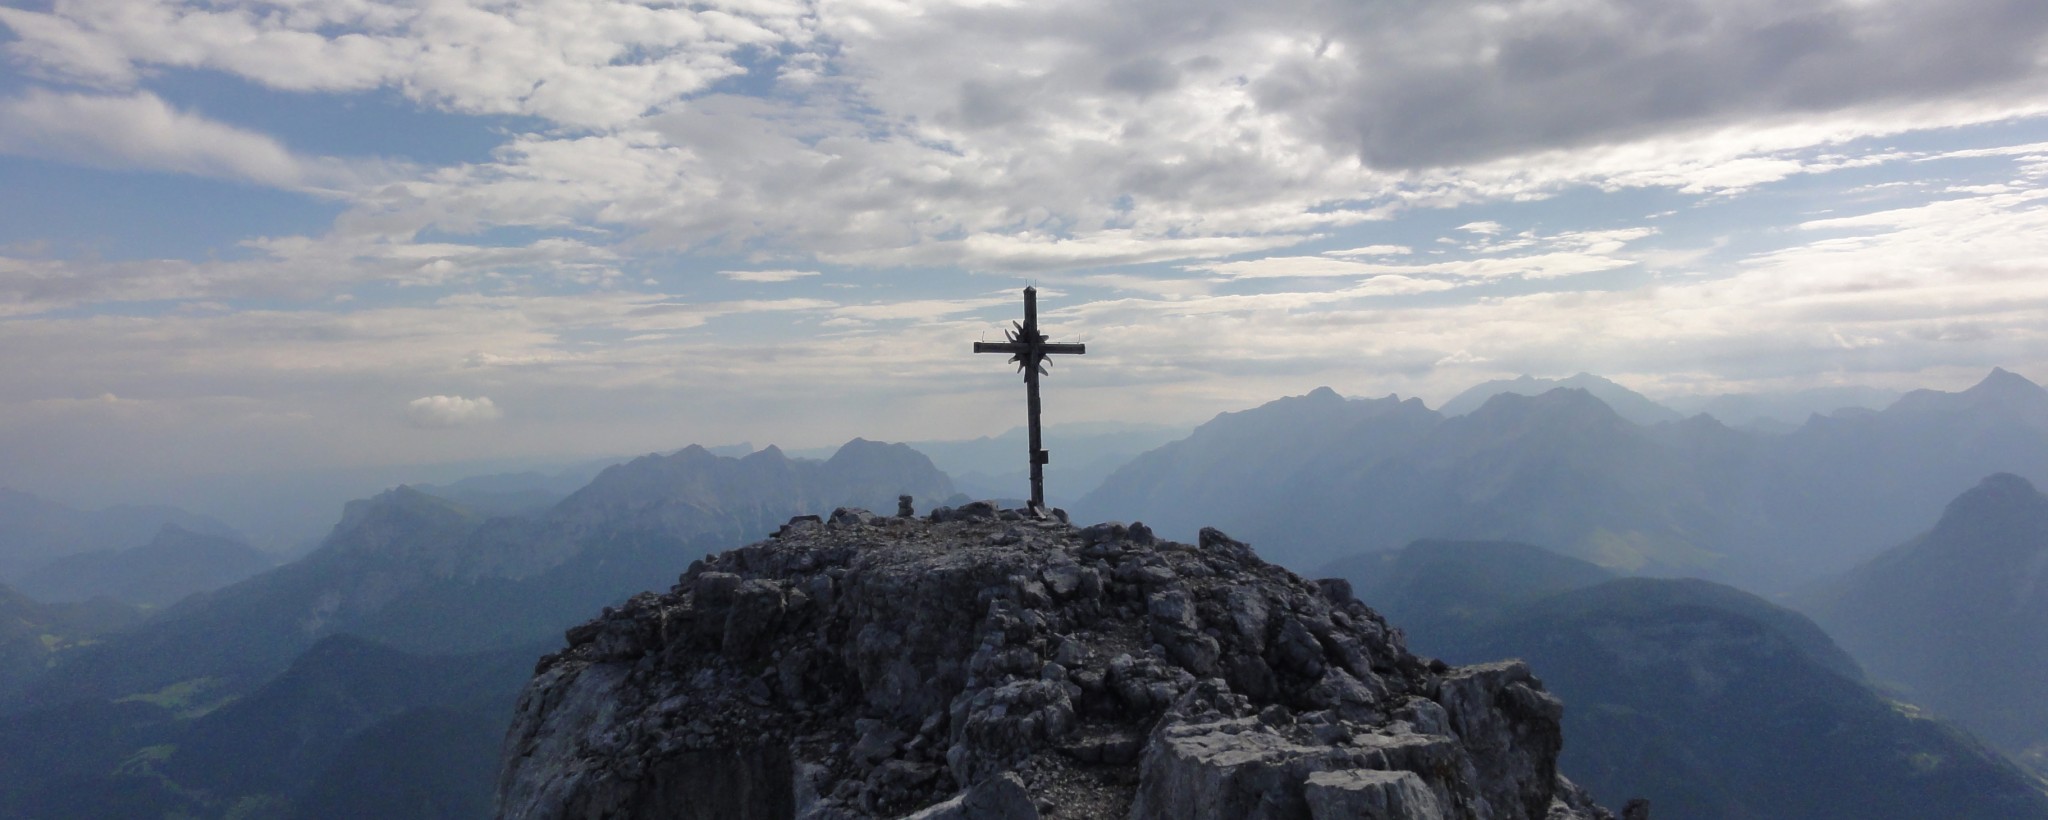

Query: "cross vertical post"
(973, 287), (1086, 509)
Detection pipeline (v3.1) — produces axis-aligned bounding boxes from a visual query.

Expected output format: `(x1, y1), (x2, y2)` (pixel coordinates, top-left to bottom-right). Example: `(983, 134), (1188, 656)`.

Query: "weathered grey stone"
(497, 504), (1602, 820)
(1438, 661), (1566, 820)
(1304, 769), (1447, 820)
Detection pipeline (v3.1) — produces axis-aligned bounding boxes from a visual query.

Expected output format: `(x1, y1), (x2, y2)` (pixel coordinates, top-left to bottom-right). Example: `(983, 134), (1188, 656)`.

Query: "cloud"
(0, 234), (625, 313)
(0, 0), (808, 129)
(1191, 226), (1654, 281)
(720, 269), (821, 283)
(0, 90), (303, 186)
(266, 0), (2048, 278)
(405, 395), (503, 427)
(1246, 0), (2048, 170)
(1324, 245), (1412, 257)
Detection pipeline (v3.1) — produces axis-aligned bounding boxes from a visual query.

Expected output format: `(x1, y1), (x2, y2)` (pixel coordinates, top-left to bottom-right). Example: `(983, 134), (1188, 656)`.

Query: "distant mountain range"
(1442, 373), (1902, 431)
(0, 583), (139, 703)
(1081, 369), (2048, 590)
(1807, 473), (2048, 774)
(1330, 540), (2048, 819)
(0, 438), (951, 818)
(0, 633), (539, 818)
(789, 421), (1187, 506)
(1664, 384), (1902, 430)
(0, 487), (240, 582)
(15, 525), (275, 607)
(20, 439), (952, 707)
(1439, 373), (1684, 426)
(4, 372), (2043, 820)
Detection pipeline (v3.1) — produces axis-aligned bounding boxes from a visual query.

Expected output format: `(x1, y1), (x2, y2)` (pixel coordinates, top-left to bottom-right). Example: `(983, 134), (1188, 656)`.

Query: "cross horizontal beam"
(972, 342), (1087, 355)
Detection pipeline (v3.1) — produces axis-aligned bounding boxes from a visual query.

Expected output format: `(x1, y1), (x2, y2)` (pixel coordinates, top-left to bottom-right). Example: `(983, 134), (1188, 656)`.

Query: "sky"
(4, 0), (2048, 513)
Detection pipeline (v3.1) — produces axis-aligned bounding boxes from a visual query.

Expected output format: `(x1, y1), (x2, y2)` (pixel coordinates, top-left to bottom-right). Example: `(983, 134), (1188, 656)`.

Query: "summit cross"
(974, 287), (1086, 510)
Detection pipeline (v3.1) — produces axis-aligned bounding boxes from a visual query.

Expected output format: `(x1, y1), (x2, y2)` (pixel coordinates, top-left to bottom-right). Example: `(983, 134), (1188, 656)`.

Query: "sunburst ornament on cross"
(973, 287), (1086, 510)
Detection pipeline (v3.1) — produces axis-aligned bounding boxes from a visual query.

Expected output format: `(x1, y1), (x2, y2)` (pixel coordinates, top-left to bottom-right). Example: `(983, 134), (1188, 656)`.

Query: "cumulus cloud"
(405, 395), (503, 427)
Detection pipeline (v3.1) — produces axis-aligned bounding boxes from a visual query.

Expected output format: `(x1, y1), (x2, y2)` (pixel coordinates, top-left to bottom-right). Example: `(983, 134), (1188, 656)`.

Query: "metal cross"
(974, 287), (1086, 510)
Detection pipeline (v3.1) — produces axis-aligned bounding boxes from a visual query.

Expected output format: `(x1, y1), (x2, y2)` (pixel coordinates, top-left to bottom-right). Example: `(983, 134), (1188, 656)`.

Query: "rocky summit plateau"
(496, 502), (1621, 820)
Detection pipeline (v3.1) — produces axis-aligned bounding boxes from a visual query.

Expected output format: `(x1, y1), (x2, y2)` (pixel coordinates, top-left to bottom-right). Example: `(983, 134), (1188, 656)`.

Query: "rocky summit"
(496, 502), (1617, 820)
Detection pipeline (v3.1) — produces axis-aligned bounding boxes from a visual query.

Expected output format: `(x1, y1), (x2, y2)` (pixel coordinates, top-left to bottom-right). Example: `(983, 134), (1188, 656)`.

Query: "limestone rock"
(497, 507), (1613, 819)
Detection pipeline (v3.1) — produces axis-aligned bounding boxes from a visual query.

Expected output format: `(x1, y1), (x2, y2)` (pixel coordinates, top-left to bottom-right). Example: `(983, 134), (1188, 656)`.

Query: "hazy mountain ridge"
(821, 422), (1189, 506)
(1083, 386), (1734, 578)
(1439, 373), (1683, 426)
(15, 524), (276, 607)
(1319, 539), (1618, 652)
(0, 632), (539, 818)
(1808, 472), (2048, 770)
(19, 439), (952, 710)
(15, 486), (489, 710)
(0, 582), (141, 703)
(1664, 384), (1903, 430)
(1082, 369), (2048, 589)
(0, 487), (241, 581)
(1329, 539), (2048, 819)
(1759, 368), (2048, 580)
(1494, 577), (2048, 819)
(0, 438), (954, 818)
(1083, 388), (1442, 551)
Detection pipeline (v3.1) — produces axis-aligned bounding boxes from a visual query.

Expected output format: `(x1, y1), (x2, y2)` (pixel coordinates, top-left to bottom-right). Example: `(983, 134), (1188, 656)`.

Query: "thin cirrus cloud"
(405, 395), (503, 427)
(720, 269), (821, 283)
(0, 90), (304, 186)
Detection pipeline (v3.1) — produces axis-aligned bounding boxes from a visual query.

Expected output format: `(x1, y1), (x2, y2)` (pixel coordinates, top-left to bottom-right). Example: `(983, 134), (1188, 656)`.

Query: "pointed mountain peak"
(826, 437), (894, 462)
(1903, 473), (2048, 566)
(1887, 368), (2048, 418)
(1967, 367), (2046, 398)
(742, 444), (788, 463)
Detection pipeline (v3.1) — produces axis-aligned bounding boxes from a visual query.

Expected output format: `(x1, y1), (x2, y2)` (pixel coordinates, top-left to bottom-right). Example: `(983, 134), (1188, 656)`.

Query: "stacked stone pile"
(497, 501), (1617, 820)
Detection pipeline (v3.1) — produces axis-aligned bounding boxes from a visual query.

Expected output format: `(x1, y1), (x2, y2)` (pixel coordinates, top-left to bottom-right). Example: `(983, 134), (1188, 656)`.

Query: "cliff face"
(497, 504), (1614, 820)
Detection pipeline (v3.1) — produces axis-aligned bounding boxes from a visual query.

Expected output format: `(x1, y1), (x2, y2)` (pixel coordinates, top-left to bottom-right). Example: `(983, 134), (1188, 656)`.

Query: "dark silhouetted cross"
(974, 287), (1086, 510)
